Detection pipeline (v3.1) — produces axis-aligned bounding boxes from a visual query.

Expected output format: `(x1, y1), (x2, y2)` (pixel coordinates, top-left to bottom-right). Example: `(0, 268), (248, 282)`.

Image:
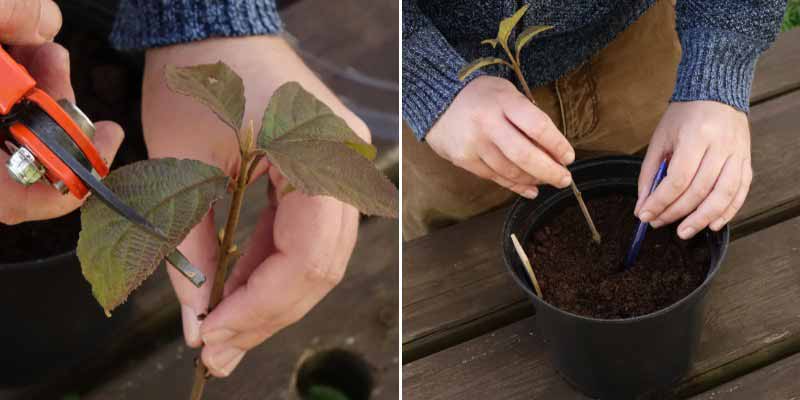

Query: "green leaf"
(78, 159), (229, 313)
(259, 82), (376, 160)
(259, 82), (398, 218)
(458, 57), (508, 81)
(497, 4), (530, 49)
(308, 385), (349, 400)
(515, 25), (553, 56)
(481, 38), (499, 48)
(165, 62), (245, 133)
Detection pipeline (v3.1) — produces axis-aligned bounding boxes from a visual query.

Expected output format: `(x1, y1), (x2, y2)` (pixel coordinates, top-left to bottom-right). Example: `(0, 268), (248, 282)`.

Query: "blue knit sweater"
(110, 0), (283, 51)
(403, 0), (786, 140)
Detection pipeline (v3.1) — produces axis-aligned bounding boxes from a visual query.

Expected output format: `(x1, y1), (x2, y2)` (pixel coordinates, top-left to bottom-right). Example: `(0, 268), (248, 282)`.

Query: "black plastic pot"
(502, 156), (730, 399)
(0, 213), (126, 386)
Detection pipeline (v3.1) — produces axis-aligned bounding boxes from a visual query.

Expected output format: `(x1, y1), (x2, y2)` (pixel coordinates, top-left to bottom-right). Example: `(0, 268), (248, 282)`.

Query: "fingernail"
(650, 219), (664, 228)
(559, 175), (572, 188)
(679, 227), (695, 239)
(711, 219), (725, 231)
(202, 328), (237, 346)
(181, 305), (202, 347)
(639, 211), (653, 222)
(564, 151), (575, 165)
(39, 1), (62, 40)
(523, 189), (538, 199)
(207, 348), (245, 377)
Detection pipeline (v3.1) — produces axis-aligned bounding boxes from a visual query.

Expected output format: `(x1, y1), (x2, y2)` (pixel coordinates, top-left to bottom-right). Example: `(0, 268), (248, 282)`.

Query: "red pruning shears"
(0, 46), (204, 287)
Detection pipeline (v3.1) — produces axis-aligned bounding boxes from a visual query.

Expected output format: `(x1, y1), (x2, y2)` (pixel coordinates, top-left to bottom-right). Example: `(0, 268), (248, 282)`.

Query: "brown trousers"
(403, 0), (681, 241)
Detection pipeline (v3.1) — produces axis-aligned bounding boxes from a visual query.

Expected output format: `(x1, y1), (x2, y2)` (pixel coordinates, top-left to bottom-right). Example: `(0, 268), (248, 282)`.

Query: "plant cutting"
(457, 4), (601, 244)
(75, 62), (398, 399)
(457, 6), (731, 398)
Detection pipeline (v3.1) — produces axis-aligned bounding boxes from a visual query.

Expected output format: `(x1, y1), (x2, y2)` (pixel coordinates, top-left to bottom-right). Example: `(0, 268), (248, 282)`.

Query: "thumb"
(0, 0), (62, 45)
(635, 141), (666, 216)
(168, 212), (219, 348)
(92, 121), (125, 168)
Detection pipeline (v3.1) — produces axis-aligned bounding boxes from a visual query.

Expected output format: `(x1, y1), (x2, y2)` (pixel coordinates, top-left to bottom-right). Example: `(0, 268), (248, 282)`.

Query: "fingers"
(638, 136), (707, 223)
(90, 120), (125, 166)
(650, 151), (727, 228)
(478, 144), (540, 199)
(11, 42), (73, 101)
(635, 141), (666, 215)
(168, 212), (220, 348)
(710, 160), (751, 231)
(502, 93), (575, 165)
(0, 121), (123, 224)
(678, 157), (744, 239)
(0, 0), (62, 45)
(200, 194), (352, 376)
(493, 130), (572, 188)
(224, 201), (277, 296)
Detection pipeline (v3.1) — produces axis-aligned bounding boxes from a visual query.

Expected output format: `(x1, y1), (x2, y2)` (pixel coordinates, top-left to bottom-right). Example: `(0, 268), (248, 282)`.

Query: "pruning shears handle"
(0, 46), (205, 287)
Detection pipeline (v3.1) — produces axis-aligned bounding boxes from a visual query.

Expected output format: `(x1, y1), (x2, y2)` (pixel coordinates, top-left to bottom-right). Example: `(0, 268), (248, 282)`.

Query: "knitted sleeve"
(402, 0), (484, 140)
(671, 0), (787, 112)
(110, 0), (283, 51)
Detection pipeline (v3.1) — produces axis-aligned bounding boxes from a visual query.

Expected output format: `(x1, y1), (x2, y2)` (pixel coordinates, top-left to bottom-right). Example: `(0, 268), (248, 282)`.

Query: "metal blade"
(31, 114), (206, 288)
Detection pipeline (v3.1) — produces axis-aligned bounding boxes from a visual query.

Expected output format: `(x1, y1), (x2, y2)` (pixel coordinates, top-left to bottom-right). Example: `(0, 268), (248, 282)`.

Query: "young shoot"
(458, 5), (601, 244)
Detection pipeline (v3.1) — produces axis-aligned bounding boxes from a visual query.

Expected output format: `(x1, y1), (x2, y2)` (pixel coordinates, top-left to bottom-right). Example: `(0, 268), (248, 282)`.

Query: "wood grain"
(403, 88), (800, 361)
(690, 353), (800, 400)
(404, 215), (800, 399)
(750, 28), (800, 104)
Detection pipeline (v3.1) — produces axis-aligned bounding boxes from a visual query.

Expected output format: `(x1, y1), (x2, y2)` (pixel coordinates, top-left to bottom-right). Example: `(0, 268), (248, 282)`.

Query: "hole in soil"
(295, 349), (373, 400)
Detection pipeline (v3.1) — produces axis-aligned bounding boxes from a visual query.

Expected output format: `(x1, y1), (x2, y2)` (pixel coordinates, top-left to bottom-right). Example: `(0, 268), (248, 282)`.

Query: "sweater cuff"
(671, 28), (762, 113)
(111, 0), (283, 51)
(402, 31), (483, 140)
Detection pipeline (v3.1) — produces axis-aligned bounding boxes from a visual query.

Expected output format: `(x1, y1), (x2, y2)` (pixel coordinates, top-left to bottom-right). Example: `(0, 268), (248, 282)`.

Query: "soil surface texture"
(526, 193), (711, 319)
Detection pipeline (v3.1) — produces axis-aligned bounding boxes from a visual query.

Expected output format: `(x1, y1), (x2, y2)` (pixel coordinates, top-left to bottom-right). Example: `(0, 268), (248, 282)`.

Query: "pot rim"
(502, 155), (731, 324)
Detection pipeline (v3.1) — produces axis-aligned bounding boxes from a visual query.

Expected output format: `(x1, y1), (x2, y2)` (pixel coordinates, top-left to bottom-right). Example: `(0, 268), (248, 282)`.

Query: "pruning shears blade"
(33, 120), (206, 288)
(36, 125), (168, 240)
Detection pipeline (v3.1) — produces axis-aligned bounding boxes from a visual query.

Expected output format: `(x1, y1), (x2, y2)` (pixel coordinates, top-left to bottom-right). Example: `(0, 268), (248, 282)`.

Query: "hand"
(0, 0), (62, 45)
(142, 36), (365, 377)
(0, 43), (124, 225)
(635, 101), (752, 239)
(426, 75), (575, 198)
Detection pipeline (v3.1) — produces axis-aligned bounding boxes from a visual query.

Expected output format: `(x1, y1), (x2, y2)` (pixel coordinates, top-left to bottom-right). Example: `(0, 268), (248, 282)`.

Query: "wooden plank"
(402, 88), (800, 361)
(404, 215), (800, 399)
(751, 28), (800, 104)
(81, 217), (399, 400)
(690, 353), (800, 400)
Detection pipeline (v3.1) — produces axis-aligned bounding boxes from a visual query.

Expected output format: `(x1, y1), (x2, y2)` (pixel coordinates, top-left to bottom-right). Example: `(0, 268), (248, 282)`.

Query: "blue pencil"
(623, 159), (668, 268)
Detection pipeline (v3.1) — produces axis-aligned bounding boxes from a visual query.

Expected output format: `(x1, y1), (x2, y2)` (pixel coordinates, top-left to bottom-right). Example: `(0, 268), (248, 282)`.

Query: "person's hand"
(0, 43), (124, 225)
(142, 36), (364, 377)
(0, 0), (62, 45)
(426, 75), (575, 198)
(635, 101), (752, 239)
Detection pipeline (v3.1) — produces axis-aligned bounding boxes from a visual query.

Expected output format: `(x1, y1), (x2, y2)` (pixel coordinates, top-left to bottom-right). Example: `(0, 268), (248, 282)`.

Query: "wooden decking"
(403, 28), (800, 399)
